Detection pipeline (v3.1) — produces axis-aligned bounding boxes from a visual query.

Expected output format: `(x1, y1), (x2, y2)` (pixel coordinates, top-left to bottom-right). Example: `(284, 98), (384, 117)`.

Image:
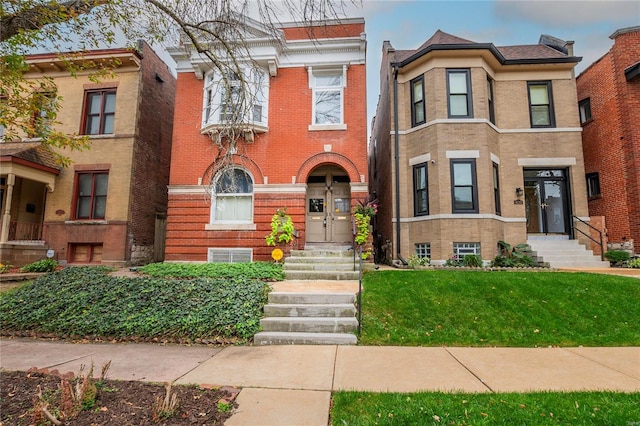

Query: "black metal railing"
(572, 216), (604, 260)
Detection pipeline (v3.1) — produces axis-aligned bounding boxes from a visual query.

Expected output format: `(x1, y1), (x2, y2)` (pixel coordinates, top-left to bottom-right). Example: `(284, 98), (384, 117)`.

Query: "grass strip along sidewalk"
(331, 391), (639, 425)
(359, 270), (640, 347)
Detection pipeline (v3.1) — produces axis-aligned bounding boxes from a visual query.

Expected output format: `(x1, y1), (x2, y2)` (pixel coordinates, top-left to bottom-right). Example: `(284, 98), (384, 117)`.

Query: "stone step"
(263, 303), (356, 317)
(548, 260), (611, 268)
(283, 270), (361, 280)
(289, 249), (352, 258)
(284, 256), (355, 264)
(283, 262), (357, 271)
(268, 292), (356, 304)
(253, 331), (358, 345)
(260, 317), (359, 333)
(531, 249), (596, 257)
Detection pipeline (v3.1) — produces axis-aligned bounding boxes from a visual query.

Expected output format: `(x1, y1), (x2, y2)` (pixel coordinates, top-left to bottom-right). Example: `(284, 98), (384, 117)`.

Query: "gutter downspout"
(393, 64), (407, 265)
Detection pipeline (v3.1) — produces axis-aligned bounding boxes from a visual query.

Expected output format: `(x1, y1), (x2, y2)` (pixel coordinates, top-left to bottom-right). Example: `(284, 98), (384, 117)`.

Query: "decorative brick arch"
(296, 152), (361, 184)
(205, 155), (265, 185)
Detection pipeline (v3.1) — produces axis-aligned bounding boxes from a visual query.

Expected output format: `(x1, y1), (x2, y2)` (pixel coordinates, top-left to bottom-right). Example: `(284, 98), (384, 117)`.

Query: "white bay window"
(202, 66), (269, 133)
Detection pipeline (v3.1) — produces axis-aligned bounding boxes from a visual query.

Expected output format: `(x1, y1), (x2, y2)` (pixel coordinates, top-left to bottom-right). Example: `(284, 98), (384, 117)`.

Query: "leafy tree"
(1, 0), (360, 166)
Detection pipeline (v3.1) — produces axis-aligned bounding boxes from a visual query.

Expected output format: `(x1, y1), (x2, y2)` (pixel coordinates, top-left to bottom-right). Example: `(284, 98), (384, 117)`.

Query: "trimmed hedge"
(0, 267), (270, 341)
(139, 262), (284, 281)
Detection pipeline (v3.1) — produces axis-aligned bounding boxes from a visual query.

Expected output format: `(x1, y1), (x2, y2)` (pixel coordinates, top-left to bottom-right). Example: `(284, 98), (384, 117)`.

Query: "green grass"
(360, 270), (640, 347)
(331, 391), (639, 425)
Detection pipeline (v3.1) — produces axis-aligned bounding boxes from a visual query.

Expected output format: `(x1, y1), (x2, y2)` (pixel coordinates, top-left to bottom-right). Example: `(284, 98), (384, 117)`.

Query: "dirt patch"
(0, 370), (238, 425)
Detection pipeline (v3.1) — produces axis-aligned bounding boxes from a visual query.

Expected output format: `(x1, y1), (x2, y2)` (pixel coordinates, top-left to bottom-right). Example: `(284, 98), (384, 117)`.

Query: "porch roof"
(0, 142), (60, 191)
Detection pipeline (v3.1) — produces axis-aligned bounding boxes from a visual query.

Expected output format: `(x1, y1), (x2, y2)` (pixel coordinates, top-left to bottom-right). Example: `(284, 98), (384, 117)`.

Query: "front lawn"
(360, 270), (640, 347)
(331, 391), (638, 425)
(0, 266), (272, 342)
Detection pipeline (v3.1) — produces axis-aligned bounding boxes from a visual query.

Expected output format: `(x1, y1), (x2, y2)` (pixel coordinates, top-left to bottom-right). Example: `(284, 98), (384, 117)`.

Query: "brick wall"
(167, 22), (368, 262)
(128, 42), (176, 264)
(577, 28), (640, 252)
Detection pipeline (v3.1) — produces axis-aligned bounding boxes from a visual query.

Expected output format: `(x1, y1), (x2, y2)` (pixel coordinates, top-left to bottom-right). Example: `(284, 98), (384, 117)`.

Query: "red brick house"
(165, 18), (368, 262)
(576, 26), (640, 255)
(0, 42), (175, 266)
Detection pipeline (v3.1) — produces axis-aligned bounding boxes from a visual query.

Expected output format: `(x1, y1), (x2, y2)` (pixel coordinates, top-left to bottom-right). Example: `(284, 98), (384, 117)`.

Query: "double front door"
(524, 169), (570, 234)
(306, 181), (351, 243)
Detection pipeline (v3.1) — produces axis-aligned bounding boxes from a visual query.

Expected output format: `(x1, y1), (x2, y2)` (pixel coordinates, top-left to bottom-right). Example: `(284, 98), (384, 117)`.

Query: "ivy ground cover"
(0, 266), (271, 342)
(360, 270), (640, 347)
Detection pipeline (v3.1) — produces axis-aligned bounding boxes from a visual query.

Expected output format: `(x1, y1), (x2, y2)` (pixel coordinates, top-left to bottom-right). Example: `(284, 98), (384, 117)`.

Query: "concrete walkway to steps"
(1, 339), (638, 426)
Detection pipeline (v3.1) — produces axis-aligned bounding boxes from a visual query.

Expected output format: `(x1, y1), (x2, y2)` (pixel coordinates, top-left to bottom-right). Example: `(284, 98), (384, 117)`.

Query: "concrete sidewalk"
(1, 339), (638, 425)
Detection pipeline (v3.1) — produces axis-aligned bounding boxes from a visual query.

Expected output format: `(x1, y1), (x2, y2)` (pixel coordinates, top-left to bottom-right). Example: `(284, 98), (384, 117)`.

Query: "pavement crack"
(443, 348), (494, 392)
(330, 345), (338, 391)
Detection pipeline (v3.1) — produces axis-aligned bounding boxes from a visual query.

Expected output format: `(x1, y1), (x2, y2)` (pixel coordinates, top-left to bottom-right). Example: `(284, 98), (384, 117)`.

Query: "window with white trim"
(415, 243), (431, 259)
(212, 168), (253, 223)
(202, 67), (268, 130)
(453, 242), (480, 259)
(310, 67), (346, 126)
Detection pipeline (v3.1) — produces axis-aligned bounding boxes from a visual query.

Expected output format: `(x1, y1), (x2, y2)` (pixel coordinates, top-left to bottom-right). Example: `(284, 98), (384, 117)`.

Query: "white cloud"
(495, 0), (639, 27)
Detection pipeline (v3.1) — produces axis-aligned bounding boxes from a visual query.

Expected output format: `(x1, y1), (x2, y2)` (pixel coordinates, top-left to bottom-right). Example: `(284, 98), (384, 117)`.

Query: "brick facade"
(1, 43), (176, 266)
(371, 31), (591, 264)
(166, 19), (368, 262)
(577, 26), (640, 254)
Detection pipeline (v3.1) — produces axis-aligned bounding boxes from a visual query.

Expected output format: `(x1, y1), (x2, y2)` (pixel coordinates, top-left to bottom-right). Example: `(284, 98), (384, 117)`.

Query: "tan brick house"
(165, 18), (368, 262)
(576, 26), (640, 255)
(0, 42), (175, 266)
(370, 30), (608, 267)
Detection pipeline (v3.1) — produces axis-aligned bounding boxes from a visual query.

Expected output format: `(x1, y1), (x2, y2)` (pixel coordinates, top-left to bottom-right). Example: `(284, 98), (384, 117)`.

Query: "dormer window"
(202, 66), (269, 133)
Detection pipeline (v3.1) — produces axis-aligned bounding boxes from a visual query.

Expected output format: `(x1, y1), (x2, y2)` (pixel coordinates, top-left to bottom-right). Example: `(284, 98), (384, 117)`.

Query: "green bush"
(490, 241), (537, 268)
(19, 258), (58, 273)
(407, 255), (430, 268)
(604, 250), (631, 265)
(0, 266), (270, 340)
(462, 254), (482, 267)
(139, 261), (284, 281)
(628, 258), (640, 269)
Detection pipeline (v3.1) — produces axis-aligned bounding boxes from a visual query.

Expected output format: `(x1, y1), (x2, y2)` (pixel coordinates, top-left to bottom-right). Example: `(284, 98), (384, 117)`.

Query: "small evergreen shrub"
(604, 250), (630, 266)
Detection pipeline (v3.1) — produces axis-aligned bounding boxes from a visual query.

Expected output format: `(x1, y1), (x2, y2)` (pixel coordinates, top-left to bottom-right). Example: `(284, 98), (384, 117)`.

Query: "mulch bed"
(0, 370), (238, 425)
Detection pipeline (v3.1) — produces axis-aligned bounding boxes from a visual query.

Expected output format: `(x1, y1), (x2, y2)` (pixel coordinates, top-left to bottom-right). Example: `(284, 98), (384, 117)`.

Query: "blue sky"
(349, 0), (639, 127)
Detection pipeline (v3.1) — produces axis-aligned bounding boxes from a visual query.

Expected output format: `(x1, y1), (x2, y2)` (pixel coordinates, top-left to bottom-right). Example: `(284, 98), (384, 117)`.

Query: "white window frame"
(415, 243), (431, 259)
(209, 167), (254, 226)
(202, 66), (269, 131)
(308, 66), (347, 131)
(453, 242), (481, 259)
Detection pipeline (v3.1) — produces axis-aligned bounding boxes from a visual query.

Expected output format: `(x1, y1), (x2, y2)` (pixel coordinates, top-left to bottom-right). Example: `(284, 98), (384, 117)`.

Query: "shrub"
(139, 262), (284, 281)
(265, 208), (294, 247)
(628, 258), (640, 269)
(445, 255), (463, 267)
(604, 250), (630, 266)
(19, 258), (58, 273)
(490, 241), (537, 268)
(407, 255), (430, 268)
(0, 263), (12, 273)
(463, 254), (483, 267)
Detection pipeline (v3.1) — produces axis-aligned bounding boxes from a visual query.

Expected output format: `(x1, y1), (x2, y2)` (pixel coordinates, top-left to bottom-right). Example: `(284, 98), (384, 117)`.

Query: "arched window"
(212, 168), (253, 222)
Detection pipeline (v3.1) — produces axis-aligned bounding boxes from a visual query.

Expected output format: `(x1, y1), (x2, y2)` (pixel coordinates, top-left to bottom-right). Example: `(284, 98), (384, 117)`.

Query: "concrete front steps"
(283, 247), (363, 280)
(254, 291), (358, 345)
(527, 238), (610, 268)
